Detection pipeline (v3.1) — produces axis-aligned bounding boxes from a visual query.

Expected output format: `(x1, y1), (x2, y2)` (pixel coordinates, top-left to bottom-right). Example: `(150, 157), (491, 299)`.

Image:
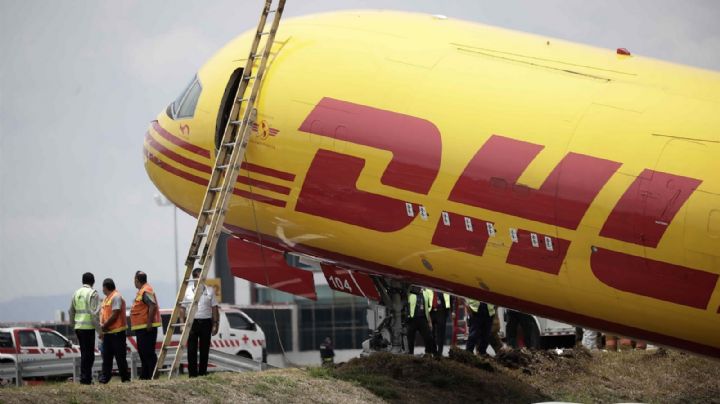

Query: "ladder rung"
(243, 75), (256, 81)
(222, 142), (236, 148)
(208, 187), (222, 192)
(235, 97), (250, 103)
(215, 164), (230, 170)
(230, 119), (247, 125)
(267, 9), (278, 14)
(258, 31), (272, 36)
(170, 323), (185, 328)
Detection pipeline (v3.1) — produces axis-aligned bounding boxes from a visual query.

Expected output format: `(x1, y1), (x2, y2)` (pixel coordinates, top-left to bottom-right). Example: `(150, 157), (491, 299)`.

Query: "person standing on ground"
(69, 272), (102, 385)
(130, 271), (161, 379)
(429, 289), (452, 357)
(406, 287), (435, 356)
(465, 299), (493, 355)
(181, 268), (219, 377)
(319, 336), (335, 368)
(99, 278), (130, 383)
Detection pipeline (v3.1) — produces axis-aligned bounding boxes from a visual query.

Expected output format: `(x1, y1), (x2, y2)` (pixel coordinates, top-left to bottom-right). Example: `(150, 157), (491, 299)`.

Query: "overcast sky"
(1, 0), (719, 321)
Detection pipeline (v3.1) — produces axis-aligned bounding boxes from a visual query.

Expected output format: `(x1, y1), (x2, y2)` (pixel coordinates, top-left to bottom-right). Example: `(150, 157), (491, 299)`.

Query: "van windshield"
(226, 312), (252, 330)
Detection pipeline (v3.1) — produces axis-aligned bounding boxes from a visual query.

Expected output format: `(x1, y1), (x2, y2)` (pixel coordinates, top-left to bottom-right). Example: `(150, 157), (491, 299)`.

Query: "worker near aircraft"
(180, 268), (219, 377)
(130, 271), (161, 379)
(407, 286), (435, 356)
(428, 289), (452, 357)
(465, 298), (494, 355)
(99, 278), (130, 383)
(69, 272), (101, 385)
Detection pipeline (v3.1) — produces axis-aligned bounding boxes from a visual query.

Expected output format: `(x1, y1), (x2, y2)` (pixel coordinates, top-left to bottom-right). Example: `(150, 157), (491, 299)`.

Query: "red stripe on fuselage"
(430, 212), (491, 256)
(506, 230), (570, 275)
(144, 148), (287, 208)
(224, 222), (720, 358)
(241, 162), (295, 182)
(146, 133), (292, 195)
(590, 247), (718, 309)
(146, 132), (211, 173)
(152, 121), (210, 159)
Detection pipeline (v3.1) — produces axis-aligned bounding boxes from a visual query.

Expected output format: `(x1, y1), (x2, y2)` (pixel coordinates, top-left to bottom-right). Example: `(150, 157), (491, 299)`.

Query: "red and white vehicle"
(122, 305), (267, 363)
(0, 327), (82, 364)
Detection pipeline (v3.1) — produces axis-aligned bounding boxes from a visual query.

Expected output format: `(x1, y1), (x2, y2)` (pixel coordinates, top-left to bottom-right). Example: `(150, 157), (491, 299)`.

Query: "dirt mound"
(328, 352), (548, 403)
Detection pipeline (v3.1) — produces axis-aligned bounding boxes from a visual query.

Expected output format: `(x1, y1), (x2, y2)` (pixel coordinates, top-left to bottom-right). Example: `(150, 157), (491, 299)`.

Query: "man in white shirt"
(181, 268), (219, 377)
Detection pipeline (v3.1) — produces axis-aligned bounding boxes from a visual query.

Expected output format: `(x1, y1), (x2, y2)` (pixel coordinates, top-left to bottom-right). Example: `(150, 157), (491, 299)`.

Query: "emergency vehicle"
(124, 305), (266, 363)
(0, 327), (81, 364)
(0, 327), (82, 384)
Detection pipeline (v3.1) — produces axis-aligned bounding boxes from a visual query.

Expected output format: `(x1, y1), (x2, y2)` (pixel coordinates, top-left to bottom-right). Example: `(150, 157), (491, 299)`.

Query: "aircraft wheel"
(506, 312), (540, 349)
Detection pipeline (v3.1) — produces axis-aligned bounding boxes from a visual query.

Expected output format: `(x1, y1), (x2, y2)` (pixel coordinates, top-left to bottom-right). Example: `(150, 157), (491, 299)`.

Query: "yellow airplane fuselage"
(143, 11), (720, 356)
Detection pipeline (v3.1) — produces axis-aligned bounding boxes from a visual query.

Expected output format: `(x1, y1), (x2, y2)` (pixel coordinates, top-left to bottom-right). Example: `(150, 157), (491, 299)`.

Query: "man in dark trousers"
(319, 337), (335, 368)
(69, 272), (101, 384)
(130, 271), (161, 379)
(181, 268), (219, 377)
(465, 298), (493, 355)
(99, 278), (130, 383)
(429, 289), (452, 357)
(406, 287), (435, 356)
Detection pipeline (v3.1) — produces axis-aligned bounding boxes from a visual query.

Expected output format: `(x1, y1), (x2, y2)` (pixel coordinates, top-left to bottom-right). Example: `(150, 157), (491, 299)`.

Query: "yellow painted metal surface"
(143, 11), (720, 355)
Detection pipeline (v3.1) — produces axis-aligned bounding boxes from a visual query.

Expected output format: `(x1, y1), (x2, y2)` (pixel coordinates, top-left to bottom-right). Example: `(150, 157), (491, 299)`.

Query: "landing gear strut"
(362, 277), (410, 355)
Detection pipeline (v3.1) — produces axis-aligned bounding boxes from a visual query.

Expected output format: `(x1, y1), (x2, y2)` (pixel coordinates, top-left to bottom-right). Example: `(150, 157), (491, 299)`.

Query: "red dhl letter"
(600, 169), (702, 248)
(449, 135), (621, 230)
(296, 98), (442, 231)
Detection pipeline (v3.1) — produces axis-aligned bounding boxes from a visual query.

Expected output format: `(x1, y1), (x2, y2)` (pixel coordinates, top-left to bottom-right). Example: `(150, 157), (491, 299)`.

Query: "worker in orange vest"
(130, 271), (161, 380)
(99, 278), (130, 383)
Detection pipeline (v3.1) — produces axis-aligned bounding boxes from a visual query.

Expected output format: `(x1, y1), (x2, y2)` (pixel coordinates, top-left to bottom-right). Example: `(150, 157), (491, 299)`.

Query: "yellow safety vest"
(466, 299), (496, 317)
(73, 286), (95, 330)
(409, 290), (432, 320)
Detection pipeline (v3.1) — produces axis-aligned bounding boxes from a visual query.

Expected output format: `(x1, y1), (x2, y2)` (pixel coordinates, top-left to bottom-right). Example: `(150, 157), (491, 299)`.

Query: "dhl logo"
(143, 97), (717, 313)
(294, 98), (717, 312)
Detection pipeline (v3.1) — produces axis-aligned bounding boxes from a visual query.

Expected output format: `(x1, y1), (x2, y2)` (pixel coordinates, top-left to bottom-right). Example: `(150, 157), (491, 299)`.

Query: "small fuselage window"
(168, 75), (202, 120)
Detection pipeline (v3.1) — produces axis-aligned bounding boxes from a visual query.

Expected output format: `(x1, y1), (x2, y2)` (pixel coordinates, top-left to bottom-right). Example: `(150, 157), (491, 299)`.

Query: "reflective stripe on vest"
(101, 291), (127, 334)
(73, 287), (95, 330)
(130, 284), (161, 330)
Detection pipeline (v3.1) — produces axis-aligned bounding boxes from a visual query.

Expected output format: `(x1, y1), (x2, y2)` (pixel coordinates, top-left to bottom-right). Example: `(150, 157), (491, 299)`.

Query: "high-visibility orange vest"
(101, 290), (127, 334)
(130, 284), (161, 330)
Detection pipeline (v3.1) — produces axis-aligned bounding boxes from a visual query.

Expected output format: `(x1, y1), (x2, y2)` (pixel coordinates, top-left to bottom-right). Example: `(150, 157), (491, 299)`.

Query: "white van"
(0, 327), (82, 364)
(125, 304), (267, 363)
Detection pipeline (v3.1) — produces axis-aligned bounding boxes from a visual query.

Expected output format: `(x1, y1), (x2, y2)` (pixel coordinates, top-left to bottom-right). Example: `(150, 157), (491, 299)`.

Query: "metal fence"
(0, 349), (272, 387)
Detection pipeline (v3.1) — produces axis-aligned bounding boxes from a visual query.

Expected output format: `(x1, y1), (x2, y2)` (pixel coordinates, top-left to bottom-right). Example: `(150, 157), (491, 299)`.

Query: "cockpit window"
(169, 75), (202, 119)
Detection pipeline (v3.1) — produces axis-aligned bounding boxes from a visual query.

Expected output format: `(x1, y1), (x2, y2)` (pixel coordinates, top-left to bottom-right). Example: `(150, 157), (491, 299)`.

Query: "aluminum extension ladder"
(153, 0), (286, 379)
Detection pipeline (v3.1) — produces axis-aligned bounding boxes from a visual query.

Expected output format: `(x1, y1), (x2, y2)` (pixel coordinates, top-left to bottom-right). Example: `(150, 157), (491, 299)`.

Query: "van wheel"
(237, 351), (252, 359)
(506, 312), (540, 349)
